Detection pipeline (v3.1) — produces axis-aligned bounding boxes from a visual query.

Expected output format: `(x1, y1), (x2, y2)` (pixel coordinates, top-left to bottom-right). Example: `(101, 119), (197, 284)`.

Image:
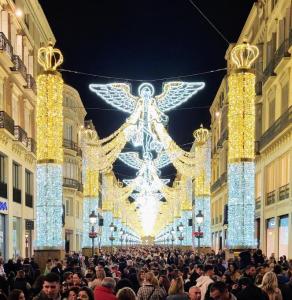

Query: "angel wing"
(154, 152), (171, 169)
(89, 83), (138, 113)
(119, 152), (142, 170)
(155, 81), (205, 112)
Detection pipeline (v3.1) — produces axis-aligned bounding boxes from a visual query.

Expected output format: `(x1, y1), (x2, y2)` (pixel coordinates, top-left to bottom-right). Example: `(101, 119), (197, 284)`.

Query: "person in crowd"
(8, 290), (25, 300)
(209, 281), (237, 300)
(166, 276), (188, 300)
(189, 286), (201, 300)
(260, 271), (282, 300)
(116, 287), (136, 300)
(234, 277), (268, 300)
(195, 265), (214, 300)
(91, 269), (105, 290)
(33, 272), (61, 300)
(77, 287), (94, 300)
(51, 263), (63, 279)
(12, 271), (31, 299)
(137, 271), (166, 300)
(242, 265), (257, 283)
(65, 287), (79, 300)
(72, 274), (86, 288)
(62, 272), (74, 295)
(226, 264), (241, 283)
(94, 277), (117, 300)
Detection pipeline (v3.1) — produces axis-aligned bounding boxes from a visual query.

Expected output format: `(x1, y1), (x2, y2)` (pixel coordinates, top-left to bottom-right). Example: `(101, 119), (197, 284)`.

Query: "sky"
(39, 0), (255, 181)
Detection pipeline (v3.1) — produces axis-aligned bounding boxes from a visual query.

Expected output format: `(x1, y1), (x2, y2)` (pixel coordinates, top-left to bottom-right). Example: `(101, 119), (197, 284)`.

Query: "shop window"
(266, 218), (276, 258)
(278, 215), (288, 258)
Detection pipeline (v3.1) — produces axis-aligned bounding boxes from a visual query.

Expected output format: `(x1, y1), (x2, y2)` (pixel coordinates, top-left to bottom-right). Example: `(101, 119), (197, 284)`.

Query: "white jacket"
(195, 275), (214, 300)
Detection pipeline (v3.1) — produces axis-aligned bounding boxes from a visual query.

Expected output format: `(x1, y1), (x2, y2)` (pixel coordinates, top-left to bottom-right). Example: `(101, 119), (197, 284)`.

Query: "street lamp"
(178, 222), (184, 246)
(119, 228), (124, 248)
(196, 210), (204, 254)
(89, 210), (97, 257)
(109, 222), (115, 251)
(171, 228), (175, 249)
(125, 232), (129, 249)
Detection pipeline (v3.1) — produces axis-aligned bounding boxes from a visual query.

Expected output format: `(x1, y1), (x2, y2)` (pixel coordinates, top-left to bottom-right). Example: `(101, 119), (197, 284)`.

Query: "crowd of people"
(0, 247), (292, 300)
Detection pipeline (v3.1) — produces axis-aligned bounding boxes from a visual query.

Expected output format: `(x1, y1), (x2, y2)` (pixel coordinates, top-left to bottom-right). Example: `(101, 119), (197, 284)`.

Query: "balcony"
(63, 139), (82, 156)
(0, 111), (15, 136)
(274, 38), (291, 72)
(13, 187), (21, 204)
(63, 177), (83, 192)
(279, 184), (289, 201)
(266, 190), (276, 206)
(11, 55), (27, 85)
(27, 137), (36, 154)
(217, 129), (228, 149)
(255, 197), (261, 210)
(25, 74), (37, 95)
(262, 57), (276, 85)
(255, 81), (262, 96)
(259, 106), (292, 150)
(25, 193), (33, 208)
(211, 172), (227, 193)
(0, 32), (13, 67)
(0, 181), (7, 199)
(14, 126), (28, 147)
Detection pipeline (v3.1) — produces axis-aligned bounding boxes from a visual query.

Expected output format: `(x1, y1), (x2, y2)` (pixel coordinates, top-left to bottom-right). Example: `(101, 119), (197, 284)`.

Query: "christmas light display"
(227, 41), (258, 249)
(35, 164), (63, 248)
(193, 126), (211, 247)
(90, 81), (205, 236)
(80, 126), (100, 248)
(35, 42), (64, 249)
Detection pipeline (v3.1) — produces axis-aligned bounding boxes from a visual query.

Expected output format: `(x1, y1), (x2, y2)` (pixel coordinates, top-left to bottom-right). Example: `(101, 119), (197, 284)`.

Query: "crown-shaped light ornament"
(38, 40), (63, 71)
(193, 124), (209, 144)
(231, 39), (259, 69)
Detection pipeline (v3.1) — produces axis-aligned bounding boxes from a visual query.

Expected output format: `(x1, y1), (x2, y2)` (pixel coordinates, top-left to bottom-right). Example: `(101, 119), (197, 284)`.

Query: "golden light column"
(193, 124), (211, 247)
(227, 40), (259, 248)
(35, 41), (64, 249)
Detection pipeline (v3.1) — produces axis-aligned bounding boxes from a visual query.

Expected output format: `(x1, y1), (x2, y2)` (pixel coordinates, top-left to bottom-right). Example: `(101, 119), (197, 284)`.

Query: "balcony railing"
(262, 57), (276, 84)
(266, 190), (276, 206)
(279, 184), (289, 201)
(63, 139), (82, 156)
(14, 126), (28, 147)
(13, 187), (21, 203)
(0, 32), (13, 59)
(0, 111), (15, 136)
(11, 55), (27, 82)
(259, 106), (292, 150)
(211, 172), (227, 193)
(0, 181), (7, 199)
(25, 193), (33, 208)
(27, 137), (36, 154)
(26, 74), (37, 94)
(63, 177), (83, 192)
(217, 129), (228, 149)
(274, 38), (290, 69)
(255, 197), (261, 210)
(255, 81), (262, 96)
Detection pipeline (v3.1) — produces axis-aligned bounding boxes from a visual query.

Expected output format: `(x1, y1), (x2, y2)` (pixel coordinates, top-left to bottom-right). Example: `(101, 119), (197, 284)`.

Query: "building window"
(281, 83), (289, 114)
(266, 218), (276, 258)
(25, 170), (32, 195)
(268, 97), (275, 127)
(0, 154), (6, 184)
(12, 162), (21, 189)
(255, 172), (262, 199)
(76, 201), (79, 218)
(64, 123), (73, 141)
(65, 198), (73, 217)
